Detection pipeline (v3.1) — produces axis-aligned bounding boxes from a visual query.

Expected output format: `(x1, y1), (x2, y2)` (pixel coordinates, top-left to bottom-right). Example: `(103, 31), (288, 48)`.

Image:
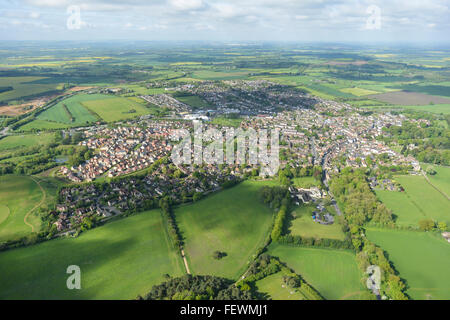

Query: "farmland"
(37, 94), (100, 125)
(18, 120), (75, 131)
(176, 180), (278, 280)
(0, 76), (62, 104)
(363, 104), (450, 115)
(339, 87), (379, 96)
(0, 133), (55, 152)
(0, 41), (449, 302)
(289, 205), (346, 240)
(268, 244), (364, 300)
(366, 228), (450, 300)
(255, 272), (306, 300)
(368, 91), (450, 105)
(0, 209), (185, 299)
(292, 177), (319, 188)
(376, 175), (449, 226)
(421, 164), (450, 196)
(174, 94), (211, 109)
(395, 175), (449, 224)
(81, 96), (151, 122)
(0, 204), (9, 225)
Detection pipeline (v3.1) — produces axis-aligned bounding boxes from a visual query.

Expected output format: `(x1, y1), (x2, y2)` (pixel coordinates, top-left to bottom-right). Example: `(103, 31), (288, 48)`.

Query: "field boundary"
(422, 172), (450, 201)
(0, 204), (10, 225)
(23, 176), (46, 232)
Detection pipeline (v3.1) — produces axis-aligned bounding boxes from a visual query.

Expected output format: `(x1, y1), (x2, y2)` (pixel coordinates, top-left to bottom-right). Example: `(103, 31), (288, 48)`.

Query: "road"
(317, 140), (343, 216)
(181, 249), (191, 274)
(0, 126), (9, 137)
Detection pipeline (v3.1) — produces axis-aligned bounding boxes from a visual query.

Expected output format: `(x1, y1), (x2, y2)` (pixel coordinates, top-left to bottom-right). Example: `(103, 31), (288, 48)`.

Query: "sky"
(0, 0), (449, 43)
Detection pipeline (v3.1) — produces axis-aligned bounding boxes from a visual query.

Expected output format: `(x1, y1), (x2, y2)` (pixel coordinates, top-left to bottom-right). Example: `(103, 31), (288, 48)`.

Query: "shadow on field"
(0, 236), (140, 300)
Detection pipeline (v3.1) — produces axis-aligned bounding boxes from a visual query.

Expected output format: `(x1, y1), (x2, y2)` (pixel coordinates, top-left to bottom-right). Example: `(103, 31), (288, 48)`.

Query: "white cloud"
(169, 0), (204, 11)
(4, 0), (450, 41)
(29, 12), (40, 19)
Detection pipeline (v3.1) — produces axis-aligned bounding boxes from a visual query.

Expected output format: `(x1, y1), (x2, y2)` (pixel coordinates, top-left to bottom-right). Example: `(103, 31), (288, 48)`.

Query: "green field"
(176, 180), (278, 279)
(191, 70), (250, 80)
(19, 120), (75, 131)
(81, 96), (151, 122)
(37, 94), (100, 125)
(0, 204), (9, 225)
(376, 175), (450, 226)
(0, 175), (45, 241)
(268, 244), (364, 300)
(210, 117), (242, 127)
(0, 76), (62, 103)
(421, 164), (450, 196)
(367, 228), (450, 300)
(362, 104), (450, 115)
(292, 177), (319, 188)
(0, 133), (55, 152)
(376, 190), (425, 227)
(0, 209), (184, 299)
(289, 205), (346, 240)
(255, 272), (305, 300)
(340, 87), (380, 96)
(175, 95), (211, 109)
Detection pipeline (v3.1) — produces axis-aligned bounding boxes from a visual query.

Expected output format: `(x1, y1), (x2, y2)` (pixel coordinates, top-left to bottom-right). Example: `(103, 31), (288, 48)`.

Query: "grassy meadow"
(255, 272), (305, 300)
(421, 164), (450, 196)
(81, 96), (150, 122)
(366, 228), (450, 300)
(376, 175), (449, 226)
(0, 175), (45, 241)
(0, 209), (185, 299)
(0, 133), (55, 152)
(268, 244), (364, 300)
(176, 180), (278, 280)
(37, 94), (100, 125)
(289, 205), (346, 240)
(0, 76), (62, 104)
(292, 176), (319, 188)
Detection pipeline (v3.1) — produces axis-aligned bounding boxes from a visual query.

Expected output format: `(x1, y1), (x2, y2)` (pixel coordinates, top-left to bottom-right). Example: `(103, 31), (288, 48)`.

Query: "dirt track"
(23, 177), (46, 232)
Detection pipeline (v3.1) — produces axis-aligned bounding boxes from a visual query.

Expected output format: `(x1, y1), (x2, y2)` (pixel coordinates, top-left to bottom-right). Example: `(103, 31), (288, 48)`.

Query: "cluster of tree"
(67, 146), (93, 167)
(0, 137), (64, 175)
(139, 275), (255, 300)
(61, 104), (74, 122)
(236, 254), (323, 300)
(353, 226), (408, 300)
(271, 205), (288, 242)
(212, 250), (227, 260)
(278, 234), (353, 250)
(0, 86), (13, 93)
(259, 186), (291, 241)
(221, 178), (241, 189)
(278, 165), (322, 186)
(0, 231), (50, 252)
(0, 153), (57, 175)
(327, 168), (408, 299)
(329, 168), (394, 226)
(259, 186), (290, 210)
(240, 254), (281, 284)
(61, 131), (84, 145)
(418, 219), (447, 232)
(159, 196), (183, 249)
(381, 120), (450, 165)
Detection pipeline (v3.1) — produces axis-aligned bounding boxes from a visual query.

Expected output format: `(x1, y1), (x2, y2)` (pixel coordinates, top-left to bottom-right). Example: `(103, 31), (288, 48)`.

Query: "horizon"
(1, 0), (449, 43)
